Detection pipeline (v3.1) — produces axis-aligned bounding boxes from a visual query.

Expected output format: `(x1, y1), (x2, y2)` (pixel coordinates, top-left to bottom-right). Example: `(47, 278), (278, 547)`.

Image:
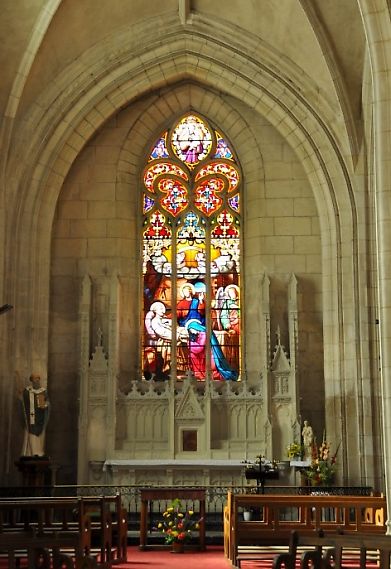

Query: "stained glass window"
(142, 113), (241, 381)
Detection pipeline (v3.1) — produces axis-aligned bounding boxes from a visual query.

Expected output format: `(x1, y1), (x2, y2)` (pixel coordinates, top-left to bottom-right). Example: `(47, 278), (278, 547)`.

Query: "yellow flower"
(178, 513), (184, 518)
(158, 523), (163, 528)
(169, 521), (173, 526)
(188, 510), (193, 516)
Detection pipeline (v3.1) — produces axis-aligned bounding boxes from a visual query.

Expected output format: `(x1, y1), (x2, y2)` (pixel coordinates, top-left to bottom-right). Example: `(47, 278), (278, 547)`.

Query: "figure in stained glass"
(176, 214), (206, 278)
(143, 194), (155, 214)
(144, 300), (188, 380)
(228, 194), (240, 213)
(195, 250), (206, 274)
(172, 115), (212, 166)
(224, 285), (240, 326)
(177, 282), (206, 326)
(214, 283), (240, 370)
(185, 319), (207, 379)
(144, 259), (162, 303)
(177, 283), (195, 324)
(214, 135), (234, 159)
(144, 301), (171, 380)
(150, 136), (169, 160)
(185, 319), (238, 381)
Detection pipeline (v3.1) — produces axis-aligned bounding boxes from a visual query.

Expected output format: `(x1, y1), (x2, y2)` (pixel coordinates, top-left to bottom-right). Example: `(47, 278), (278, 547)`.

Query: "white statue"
(302, 420), (314, 460)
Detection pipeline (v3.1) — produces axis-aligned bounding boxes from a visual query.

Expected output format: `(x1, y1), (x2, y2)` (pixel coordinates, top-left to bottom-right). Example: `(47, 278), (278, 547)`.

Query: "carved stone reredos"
(175, 376), (204, 420)
(271, 326), (290, 372)
(89, 344), (108, 373)
(119, 377), (262, 401)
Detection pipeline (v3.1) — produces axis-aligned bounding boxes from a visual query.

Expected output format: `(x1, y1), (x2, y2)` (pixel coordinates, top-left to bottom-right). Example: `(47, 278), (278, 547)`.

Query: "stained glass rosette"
(195, 162), (239, 193)
(158, 179), (188, 216)
(143, 162), (188, 193)
(194, 178), (224, 216)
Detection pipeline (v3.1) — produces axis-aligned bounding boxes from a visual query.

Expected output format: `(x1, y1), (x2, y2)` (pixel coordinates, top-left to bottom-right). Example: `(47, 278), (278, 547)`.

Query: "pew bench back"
(0, 514), (93, 569)
(0, 494), (127, 567)
(225, 492), (387, 567)
(273, 530), (391, 569)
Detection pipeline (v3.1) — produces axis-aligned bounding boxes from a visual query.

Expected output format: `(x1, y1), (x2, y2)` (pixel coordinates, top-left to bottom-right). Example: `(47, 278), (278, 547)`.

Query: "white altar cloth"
(103, 458), (244, 471)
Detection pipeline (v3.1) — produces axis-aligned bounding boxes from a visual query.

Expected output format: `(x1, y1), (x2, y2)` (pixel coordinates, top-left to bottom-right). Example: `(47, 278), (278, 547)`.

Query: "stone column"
(359, 0), (391, 533)
(77, 274), (91, 483)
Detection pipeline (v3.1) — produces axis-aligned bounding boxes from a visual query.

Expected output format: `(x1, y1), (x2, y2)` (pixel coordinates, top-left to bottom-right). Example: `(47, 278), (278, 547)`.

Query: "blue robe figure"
(186, 319), (238, 381)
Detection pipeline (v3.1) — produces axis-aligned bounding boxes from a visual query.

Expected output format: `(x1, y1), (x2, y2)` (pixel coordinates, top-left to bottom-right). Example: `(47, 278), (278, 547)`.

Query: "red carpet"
(116, 545), (231, 568)
(116, 547), (381, 568)
(120, 547), (380, 568)
(0, 546), (380, 568)
(0, 547), (230, 569)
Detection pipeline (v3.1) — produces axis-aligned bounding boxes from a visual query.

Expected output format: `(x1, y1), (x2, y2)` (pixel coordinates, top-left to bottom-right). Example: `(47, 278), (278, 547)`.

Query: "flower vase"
(311, 479), (321, 487)
(171, 541), (185, 553)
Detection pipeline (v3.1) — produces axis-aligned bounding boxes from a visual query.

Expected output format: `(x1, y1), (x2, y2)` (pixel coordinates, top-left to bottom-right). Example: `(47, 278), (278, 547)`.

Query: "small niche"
(182, 429), (197, 452)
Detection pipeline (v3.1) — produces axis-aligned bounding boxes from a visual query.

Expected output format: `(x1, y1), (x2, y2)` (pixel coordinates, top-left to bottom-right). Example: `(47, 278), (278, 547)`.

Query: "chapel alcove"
(47, 88), (325, 484)
(0, 0), (387, 515)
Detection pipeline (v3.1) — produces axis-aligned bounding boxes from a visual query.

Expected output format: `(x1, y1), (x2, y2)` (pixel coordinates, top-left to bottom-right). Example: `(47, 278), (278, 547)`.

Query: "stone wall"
(49, 85), (322, 481)
(0, 5), (383, 493)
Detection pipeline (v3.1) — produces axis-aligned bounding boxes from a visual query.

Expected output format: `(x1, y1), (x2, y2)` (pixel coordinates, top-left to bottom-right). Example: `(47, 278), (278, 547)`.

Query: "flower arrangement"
(157, 498), (201, 544)
(302, 439), (338, 486)
(286, 442), (304, 460)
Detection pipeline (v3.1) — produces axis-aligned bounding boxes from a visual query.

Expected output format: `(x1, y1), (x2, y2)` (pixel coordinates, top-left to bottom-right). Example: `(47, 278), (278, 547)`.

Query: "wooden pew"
(225, 492), (387, 567)
(0, 515), (95, 569)
(0, 494), (127, 567)
(0, 496), (88, 534)
(80, 496), (114, 565)
(81, 494), (127, 564)
(114, 506), (128, 563)
(272, 530), (391, 568)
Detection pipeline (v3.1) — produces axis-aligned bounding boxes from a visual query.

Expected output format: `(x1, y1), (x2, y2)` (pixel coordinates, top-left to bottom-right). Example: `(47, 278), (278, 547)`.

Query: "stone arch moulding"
(4, 23), (360, 460)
